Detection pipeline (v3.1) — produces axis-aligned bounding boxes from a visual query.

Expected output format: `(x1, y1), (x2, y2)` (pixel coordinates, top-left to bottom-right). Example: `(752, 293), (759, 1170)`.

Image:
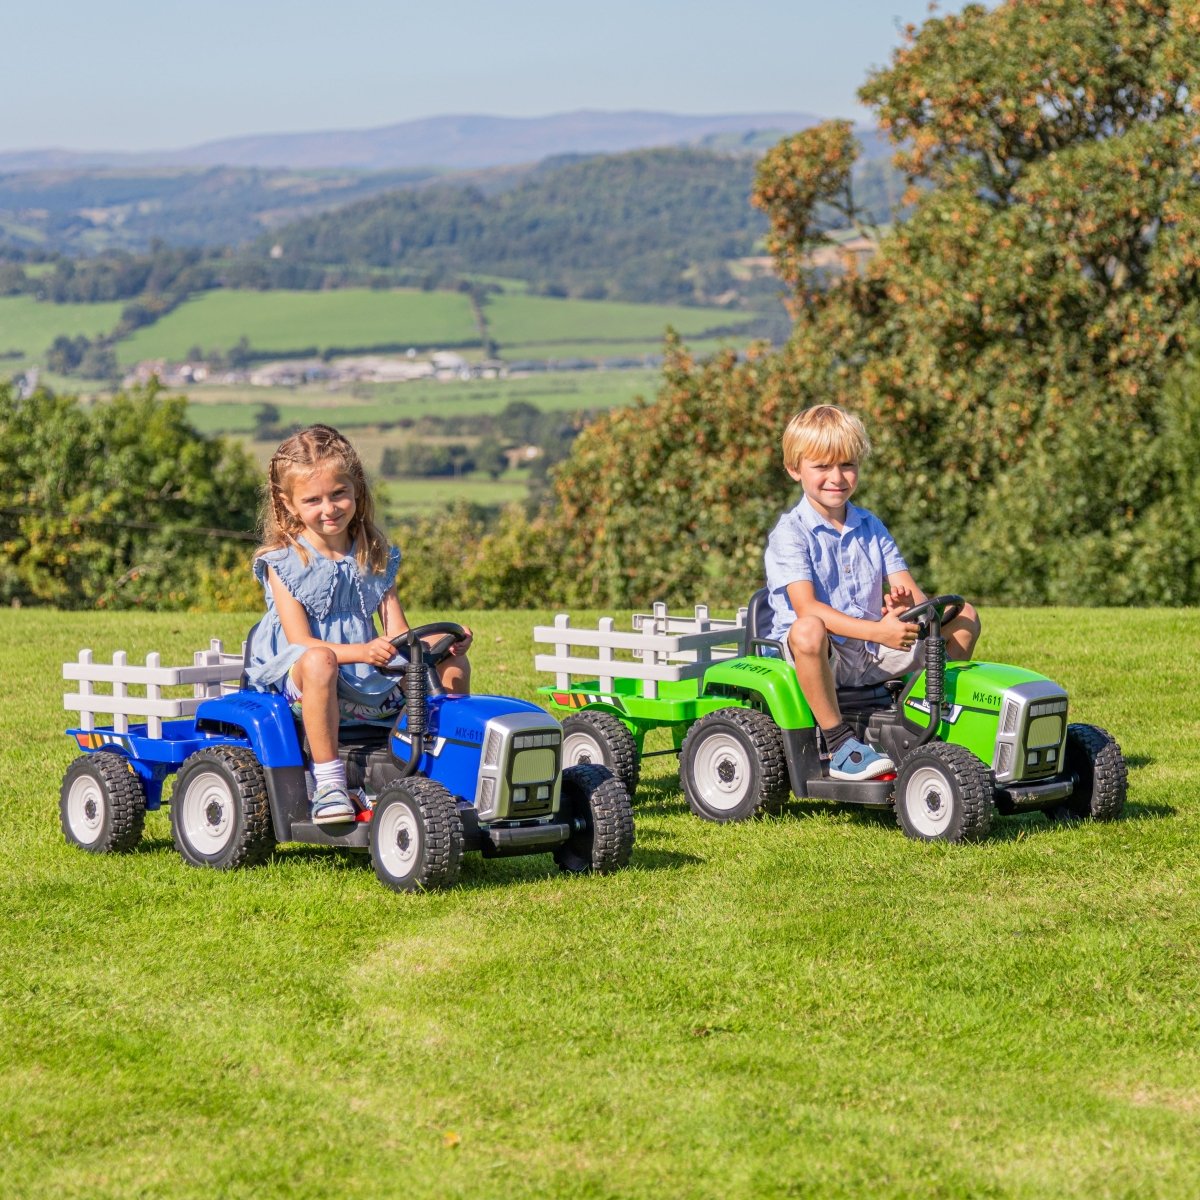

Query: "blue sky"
(5, 1), (969, 152)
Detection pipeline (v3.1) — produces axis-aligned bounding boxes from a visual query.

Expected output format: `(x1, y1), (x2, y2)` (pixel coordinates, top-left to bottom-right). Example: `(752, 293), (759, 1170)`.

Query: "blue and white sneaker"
(311, 782), (356, 825)
(828, 737), (895, 781)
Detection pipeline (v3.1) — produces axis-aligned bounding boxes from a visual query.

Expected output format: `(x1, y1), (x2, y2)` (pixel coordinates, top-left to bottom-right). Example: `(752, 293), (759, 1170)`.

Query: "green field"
(4, 606), (1200, 1197)
(3, 286), (763, 385)
(503, 336), (751, 361)
(115, 289), (481, 366)
(379, 473), (529, 514)
(0, 295), (124, 370)
(485, 292), (760, 353)
(182, 370), (661, 436)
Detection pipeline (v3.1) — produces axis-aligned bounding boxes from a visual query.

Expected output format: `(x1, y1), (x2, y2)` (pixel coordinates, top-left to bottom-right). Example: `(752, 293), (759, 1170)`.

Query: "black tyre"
(171, 746), (276, 869)
(679, 707), (789, 822)
(369, 777), (464, 892)
(554, 764), (635, 875)
(1059, 723), (1127, 821)
(60, 752), (146, 853)
(561, 710), (641, 795)
(895, 742), (993, 843)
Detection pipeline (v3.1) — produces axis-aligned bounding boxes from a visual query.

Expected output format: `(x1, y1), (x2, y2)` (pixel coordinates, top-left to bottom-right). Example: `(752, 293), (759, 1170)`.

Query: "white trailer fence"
(533, 602), (747, 699)
(63, 641), (246, 739)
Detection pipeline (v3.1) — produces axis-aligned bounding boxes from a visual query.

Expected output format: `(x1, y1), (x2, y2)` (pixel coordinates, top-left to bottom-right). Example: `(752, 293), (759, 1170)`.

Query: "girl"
(245, 424), (471, 825)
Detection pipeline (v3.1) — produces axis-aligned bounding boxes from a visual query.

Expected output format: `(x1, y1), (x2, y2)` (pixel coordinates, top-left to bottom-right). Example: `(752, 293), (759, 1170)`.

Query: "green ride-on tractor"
(534, 593), (1127, 842)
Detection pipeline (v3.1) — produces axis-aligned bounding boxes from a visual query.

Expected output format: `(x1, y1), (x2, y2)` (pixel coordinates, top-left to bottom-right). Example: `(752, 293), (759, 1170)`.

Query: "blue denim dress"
(245, 538), (402, 709)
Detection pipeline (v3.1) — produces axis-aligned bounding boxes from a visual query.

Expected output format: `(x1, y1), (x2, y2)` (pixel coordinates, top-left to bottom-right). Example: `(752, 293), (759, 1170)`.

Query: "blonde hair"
(256, 424), (389, 573)
(781, 405), (871, 472)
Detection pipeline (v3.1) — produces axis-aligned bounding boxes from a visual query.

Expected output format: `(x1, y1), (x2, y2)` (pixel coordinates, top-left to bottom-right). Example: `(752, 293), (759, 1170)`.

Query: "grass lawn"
(0, 295), (124, 370)
(115, 289), (481, 366)
(3, 606), (1199, 1198)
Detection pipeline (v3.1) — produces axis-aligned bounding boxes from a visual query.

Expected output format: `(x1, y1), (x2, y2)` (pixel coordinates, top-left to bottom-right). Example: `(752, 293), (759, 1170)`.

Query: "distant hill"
(0, 166), (442, 254)
(0, 110), (823, 173)
(254, 147), (770, 305)
(253, 142), (906, 304)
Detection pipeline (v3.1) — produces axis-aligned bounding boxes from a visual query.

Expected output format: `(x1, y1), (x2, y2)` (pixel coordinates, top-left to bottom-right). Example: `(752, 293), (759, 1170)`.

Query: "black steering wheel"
(896, 594), (965, 631)
(381, 621), (469, 674)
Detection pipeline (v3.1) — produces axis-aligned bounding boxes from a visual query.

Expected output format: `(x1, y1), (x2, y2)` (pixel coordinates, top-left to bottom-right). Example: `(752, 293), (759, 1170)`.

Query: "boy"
(764, 404), (980, 780)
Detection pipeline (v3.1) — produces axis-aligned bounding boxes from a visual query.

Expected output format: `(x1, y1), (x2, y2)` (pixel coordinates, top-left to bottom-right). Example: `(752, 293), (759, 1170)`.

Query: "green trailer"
(535, 593), (1127, 842)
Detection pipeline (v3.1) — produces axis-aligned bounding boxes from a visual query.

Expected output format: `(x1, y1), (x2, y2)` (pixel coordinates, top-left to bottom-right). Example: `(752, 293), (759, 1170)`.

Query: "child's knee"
(787, 615), (827, 658)
(957, 602), (981, 633)
(296, 646), (338, 685)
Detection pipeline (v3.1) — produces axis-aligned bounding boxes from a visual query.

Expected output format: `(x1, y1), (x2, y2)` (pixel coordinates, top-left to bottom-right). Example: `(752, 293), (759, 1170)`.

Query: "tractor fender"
(700, 656), (815, 730)
(195, 691), (303, 768)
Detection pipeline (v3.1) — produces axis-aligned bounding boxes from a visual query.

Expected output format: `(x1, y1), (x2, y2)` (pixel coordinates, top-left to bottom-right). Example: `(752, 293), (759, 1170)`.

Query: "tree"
(462, 0), (1200, 609)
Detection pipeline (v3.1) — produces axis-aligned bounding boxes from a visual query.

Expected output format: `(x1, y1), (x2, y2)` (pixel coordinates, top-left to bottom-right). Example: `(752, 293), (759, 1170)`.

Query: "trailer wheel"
(561, 710), (641, 795)
(1057, 724), (1127, 822)
(60, 752), (146, 853)
(895, 742), (993, 843)
(370, 777), (464, 892)
(554, 764), (635, 875)
(171, 746), (276, 869)
(679, 708), (789, 822)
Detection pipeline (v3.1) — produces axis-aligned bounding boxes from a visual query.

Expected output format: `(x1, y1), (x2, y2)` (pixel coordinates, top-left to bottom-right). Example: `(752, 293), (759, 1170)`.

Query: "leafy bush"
(0, 382), (260, 609)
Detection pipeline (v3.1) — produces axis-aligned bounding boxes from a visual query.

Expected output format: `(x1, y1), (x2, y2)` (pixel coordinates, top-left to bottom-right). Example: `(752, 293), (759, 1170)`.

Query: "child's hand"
(877, 610), (920, 651)
(449, 625), (473, 655)
(884, 584), (915, 614)
(363, 636), (400, 668)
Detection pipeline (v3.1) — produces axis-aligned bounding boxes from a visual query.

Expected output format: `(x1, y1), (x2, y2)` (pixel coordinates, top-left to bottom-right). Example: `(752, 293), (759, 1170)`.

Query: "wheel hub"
(902, 763), (956, 837)
(691, 731), (751, 812)
(84, 798), (98, 821)
(181, 770), (235, 854)
(376, 801), (421, 877)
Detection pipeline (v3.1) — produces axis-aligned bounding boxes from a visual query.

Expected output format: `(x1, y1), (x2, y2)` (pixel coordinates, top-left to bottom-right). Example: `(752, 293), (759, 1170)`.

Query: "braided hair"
(255, 424), (389, 573)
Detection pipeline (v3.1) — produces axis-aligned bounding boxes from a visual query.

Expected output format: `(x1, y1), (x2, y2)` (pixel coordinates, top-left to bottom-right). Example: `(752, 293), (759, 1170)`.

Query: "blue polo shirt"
(764, 494), (908, 645)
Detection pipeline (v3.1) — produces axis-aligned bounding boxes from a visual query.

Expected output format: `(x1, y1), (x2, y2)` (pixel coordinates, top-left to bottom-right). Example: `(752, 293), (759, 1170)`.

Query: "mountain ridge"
(0, 109), (828, 173)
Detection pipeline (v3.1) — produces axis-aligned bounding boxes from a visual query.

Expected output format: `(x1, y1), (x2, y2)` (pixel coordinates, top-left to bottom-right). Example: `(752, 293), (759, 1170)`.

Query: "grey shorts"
(828, 637), (924, 687)
(769, 634), (923, 687)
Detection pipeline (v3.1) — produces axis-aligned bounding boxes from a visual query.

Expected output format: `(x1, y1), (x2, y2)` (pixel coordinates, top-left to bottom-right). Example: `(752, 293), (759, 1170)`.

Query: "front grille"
(474, 714), (563, 821)
(512, 747), (556, 784)
(1026, 714), (1064, 749)
(992, 683), (1068, 783)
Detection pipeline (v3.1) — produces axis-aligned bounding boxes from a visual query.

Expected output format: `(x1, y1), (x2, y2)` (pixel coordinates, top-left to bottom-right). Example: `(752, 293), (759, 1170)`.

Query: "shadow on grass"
(770, 795), (1176, 841)
(270, 838), (702, 891)
(630, 776), (690, 817)
(133, 836), (177, 855)
(1125, 754), (1154, 770)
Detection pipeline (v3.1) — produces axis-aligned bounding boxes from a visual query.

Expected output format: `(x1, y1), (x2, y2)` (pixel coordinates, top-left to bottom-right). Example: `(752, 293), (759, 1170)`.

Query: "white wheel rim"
(902, 764), (955, 837)
(66, 774), (105, 845)
(692, 731), (752, 812)
(377, 802), (421, 879)
(563, 730), (605, 768)
(179, 770), (236, 855)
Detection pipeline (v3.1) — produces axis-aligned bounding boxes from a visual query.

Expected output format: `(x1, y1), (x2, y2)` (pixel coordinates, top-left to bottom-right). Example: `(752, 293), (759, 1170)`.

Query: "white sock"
(312, 759), (347, 791)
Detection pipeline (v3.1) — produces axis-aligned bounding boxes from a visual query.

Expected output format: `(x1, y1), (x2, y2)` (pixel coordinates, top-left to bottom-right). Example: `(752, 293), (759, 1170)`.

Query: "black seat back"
(745, 588), (778, 656)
